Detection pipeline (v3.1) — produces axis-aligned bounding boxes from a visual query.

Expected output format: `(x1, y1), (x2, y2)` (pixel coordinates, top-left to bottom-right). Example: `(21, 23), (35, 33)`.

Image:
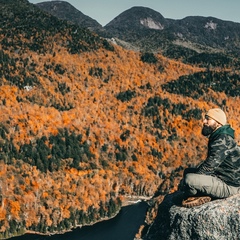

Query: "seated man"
(179, 108), (240, 208)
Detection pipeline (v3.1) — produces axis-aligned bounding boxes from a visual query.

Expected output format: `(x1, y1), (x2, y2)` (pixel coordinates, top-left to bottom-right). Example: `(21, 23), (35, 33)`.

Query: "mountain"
(104, 7), (171, 47)
(35, 2), (240, 58)
(0, 0), (239, 238)
(36, 0), (103, 31)
(105, 6), (167, 31)
(104, 6), (240, 55)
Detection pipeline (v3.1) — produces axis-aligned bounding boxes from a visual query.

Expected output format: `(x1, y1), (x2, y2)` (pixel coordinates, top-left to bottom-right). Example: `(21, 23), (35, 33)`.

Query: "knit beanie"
(206, 108), (227, 125)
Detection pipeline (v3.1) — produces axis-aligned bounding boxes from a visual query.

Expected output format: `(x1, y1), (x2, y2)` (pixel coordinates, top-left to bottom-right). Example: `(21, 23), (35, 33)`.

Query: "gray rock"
(144, 192), (240, 240)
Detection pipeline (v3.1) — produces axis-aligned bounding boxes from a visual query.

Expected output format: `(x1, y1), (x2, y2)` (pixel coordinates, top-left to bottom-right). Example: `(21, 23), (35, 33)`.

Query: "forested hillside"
(0, 0), (239, 238)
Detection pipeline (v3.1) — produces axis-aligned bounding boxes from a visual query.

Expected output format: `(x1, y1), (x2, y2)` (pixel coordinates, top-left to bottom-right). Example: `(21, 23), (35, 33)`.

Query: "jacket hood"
(210, 124), (235, 140)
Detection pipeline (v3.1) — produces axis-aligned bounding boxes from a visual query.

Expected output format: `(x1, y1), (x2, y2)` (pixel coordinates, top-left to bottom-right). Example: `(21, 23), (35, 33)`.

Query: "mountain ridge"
(35, 2), (240, 55)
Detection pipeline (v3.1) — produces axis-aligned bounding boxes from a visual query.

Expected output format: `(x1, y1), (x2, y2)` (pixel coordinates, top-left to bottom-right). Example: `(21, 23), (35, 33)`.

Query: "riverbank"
(8, 206), (121, 240)
(9, 196), (151, 240)
(10, 201), (149, 240)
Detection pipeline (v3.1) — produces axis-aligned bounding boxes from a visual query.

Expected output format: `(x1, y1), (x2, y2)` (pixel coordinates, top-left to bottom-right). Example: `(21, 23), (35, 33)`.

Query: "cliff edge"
(144, 192), (240, 240)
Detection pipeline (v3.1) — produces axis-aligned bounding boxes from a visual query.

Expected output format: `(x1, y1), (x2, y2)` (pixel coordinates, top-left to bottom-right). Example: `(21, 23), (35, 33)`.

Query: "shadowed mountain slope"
(36, 0), (103, 31)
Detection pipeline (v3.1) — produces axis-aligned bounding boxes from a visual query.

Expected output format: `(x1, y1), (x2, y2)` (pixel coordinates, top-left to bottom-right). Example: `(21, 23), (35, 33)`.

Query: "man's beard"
(201, 125), (215, 136)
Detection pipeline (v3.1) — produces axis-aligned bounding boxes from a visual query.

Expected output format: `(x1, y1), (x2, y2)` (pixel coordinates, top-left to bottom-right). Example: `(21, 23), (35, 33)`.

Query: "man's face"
(201, 115), (219, 136)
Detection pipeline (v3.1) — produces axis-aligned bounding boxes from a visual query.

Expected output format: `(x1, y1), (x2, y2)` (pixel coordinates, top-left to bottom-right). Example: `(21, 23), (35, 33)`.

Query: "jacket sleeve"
(196, 135), (228, 175)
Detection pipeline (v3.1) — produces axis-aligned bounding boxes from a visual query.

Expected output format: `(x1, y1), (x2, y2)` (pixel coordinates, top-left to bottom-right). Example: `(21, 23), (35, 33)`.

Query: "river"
(11, 201), (149, 240)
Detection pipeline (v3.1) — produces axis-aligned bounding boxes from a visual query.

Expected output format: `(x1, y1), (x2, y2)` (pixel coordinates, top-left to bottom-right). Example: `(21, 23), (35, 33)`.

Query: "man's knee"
(183, 173), (200, 196)
(185, 173), (198, 187)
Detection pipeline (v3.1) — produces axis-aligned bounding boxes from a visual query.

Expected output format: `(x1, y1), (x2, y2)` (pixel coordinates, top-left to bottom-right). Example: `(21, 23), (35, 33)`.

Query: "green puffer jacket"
(197, 124), (240, 187)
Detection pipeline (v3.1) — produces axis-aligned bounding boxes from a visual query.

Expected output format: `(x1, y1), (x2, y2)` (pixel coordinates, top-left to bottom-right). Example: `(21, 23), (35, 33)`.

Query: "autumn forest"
(0, 0), (239, 238)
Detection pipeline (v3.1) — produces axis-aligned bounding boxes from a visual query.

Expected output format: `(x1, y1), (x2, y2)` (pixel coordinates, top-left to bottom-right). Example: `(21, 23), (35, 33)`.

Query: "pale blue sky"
(28, 0), (240, 26)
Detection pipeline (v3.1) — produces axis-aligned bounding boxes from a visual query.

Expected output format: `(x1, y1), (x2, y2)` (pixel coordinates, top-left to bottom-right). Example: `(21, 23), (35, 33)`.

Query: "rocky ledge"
(143, 192), (240, 240)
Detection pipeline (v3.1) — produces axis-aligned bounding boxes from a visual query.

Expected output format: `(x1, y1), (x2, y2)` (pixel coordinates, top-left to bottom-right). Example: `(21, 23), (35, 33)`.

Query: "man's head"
(202, 108), (227, 136)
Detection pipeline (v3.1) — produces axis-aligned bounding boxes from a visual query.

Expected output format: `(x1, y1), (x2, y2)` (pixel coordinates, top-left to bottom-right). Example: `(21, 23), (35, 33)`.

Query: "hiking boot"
(182, 196), (211, 208)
